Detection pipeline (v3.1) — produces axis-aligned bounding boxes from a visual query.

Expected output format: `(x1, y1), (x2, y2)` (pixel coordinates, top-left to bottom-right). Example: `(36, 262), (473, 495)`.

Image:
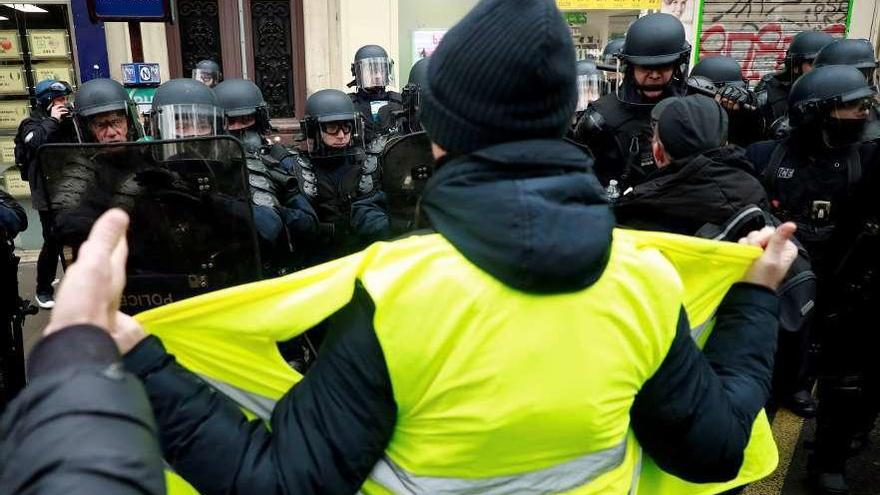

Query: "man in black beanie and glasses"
(97, 1), (795, 494)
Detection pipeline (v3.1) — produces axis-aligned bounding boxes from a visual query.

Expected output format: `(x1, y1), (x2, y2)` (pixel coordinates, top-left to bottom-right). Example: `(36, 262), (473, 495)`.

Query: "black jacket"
(574, 82), (685, 189)
(615, 146), (769, 235)
(124, 138), (779, 494)
(746, 135), (880, 272)
(0, 326), (165, 495)
(15, 112), (77, 211)
(754, 73), (791, 137)
(0, 190), (26, 239)
(349, 89), (403, 145)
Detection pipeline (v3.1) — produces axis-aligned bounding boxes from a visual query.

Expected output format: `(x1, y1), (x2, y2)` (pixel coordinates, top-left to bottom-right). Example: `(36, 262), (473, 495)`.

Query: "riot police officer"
(599, 37), (625, 95)
(388, 56), (429, 134)
(574, 13), (690, 189)
(745, 66), (880, 445)
(291, 89), (389, 265)
(689, 55), (764, 146)
(754, 30), (834, 139)
(348, 45), (404, 148)
(192, 59), (222, 88)
(73, 78), (145, 144)
(215, 78), (317, 274)
(14, 79), (76, 309)
(575, 59), (601, 117)
(0, 189), (29, 406)
(813, 38), (878, 83)
(48, 79), (147, 248)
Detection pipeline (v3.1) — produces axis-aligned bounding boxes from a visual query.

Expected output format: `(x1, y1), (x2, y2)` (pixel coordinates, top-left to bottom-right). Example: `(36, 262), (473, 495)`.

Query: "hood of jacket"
(421, 139), (614, 294)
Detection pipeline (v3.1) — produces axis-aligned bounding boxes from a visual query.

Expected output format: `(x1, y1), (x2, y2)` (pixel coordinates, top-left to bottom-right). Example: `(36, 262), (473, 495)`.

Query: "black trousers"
(36, 210), (60, 295)
(813, 302), (880, 471)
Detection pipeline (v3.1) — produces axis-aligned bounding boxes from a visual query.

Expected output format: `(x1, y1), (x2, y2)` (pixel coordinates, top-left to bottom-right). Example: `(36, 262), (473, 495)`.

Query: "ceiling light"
(3, 4), (49, 13)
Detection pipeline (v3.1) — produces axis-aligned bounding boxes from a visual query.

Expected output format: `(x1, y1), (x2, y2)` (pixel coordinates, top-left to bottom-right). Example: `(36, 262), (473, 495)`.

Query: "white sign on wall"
(412, 30), (447, 62)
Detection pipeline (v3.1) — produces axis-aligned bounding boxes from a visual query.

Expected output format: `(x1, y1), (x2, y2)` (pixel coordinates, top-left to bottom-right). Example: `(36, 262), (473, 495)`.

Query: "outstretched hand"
(739, 222), (799, 290)
(44, 209), (129, 336)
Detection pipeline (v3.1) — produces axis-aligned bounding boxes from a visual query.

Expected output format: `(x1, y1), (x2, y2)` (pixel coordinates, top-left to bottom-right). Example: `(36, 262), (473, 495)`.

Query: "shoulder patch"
(24, 131), (34, 143)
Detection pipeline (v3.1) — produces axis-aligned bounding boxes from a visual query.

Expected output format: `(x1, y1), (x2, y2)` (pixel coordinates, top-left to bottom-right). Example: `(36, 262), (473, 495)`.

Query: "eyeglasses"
(321, 122), (353, 135)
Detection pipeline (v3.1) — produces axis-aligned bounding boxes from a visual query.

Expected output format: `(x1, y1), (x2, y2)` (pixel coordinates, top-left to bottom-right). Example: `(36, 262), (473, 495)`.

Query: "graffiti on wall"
(698, 0), (848, 80)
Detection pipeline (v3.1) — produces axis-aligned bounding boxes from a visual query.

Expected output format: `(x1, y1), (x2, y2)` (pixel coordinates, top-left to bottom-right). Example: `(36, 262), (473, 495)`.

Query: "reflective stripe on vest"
(366, 438), (627, 495)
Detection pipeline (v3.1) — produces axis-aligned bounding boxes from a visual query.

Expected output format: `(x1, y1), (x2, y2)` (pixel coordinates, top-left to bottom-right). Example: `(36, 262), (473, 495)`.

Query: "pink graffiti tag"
(700, 22), (845, 80)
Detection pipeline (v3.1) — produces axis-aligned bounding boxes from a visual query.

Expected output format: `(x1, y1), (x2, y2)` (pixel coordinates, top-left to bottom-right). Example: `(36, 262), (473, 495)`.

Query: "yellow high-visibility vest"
(139, 229), (777, 494)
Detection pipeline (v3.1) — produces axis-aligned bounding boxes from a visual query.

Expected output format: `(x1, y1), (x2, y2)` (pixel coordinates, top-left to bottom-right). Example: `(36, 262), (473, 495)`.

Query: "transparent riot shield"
(380, 131), (434, 235)
(39, 136), (261, 315)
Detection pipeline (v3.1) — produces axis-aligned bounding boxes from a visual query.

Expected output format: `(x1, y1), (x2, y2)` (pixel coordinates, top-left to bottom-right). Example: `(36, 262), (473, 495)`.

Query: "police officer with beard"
(574, 13), (691, 189)
(214, 78), (318, 274)
(289, 89), (389, 265)
(754, 30), (834, 139)
(348, 45), (404, 148)
(745, 66), (880, 452)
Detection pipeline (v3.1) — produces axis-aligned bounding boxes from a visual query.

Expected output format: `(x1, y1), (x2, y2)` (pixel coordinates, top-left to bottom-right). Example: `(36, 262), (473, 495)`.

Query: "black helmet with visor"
(73, 78), (144, 143)
(150, 78), (225, 140)
(303, 89), (365, 159)
(351, 45), (395, 90)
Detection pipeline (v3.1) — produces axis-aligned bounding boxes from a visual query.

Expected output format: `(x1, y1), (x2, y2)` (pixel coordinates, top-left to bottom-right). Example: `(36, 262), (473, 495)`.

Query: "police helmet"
(351, 45), (395, 90)
(35, 79), (72, 112)
(192, 59), (222, 88)
(788, 64), (876, 128)
(601, 38), (626, 65)
(303, 89), (364, 158)
(690, 56), (747, 87)
(214, 79), (272, 133)
(785, 31), (834, 71)
(814, 38), (879, 86)
(408, 57), (429, 87)
(620, 13), (691, 67)
(73, 78), (144, 143)
(576, 60), (602, 111)
(150, 78), (224, 140)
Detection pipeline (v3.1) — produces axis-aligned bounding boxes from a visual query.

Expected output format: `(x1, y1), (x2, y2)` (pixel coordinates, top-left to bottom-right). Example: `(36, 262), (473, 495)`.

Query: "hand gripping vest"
(141, 230), (777, 495)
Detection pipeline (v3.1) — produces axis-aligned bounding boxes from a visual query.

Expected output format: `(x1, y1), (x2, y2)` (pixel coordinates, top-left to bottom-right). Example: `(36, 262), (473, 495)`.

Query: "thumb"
(765, 222), (797, 255)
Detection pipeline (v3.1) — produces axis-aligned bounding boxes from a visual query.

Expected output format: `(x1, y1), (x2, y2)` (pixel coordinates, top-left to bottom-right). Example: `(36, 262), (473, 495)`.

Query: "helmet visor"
(576, 74), (601, 111)
(192, 68), (219, 87)
(354, 57), (395, 89)
(154, 104), (222, 140)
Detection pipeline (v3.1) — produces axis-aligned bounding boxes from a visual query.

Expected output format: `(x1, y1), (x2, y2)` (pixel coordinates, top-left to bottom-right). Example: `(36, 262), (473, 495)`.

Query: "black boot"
(783, 389), (818, 418)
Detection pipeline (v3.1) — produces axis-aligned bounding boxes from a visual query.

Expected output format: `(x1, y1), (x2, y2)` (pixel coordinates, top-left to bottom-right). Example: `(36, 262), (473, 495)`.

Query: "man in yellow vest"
(86, 0), (797, 493)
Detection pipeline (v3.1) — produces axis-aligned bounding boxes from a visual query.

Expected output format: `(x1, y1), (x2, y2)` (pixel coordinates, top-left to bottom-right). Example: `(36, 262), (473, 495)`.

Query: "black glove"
(717, 84), (757, 111)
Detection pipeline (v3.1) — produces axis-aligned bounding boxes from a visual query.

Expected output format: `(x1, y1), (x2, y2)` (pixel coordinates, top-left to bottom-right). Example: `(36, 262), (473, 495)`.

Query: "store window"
(0, 2), (77, 200)
(565, 10), (639, 60)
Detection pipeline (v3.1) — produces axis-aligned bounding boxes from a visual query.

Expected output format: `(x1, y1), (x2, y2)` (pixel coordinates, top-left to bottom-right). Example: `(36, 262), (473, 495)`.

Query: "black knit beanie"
(420, 0), (577, 155)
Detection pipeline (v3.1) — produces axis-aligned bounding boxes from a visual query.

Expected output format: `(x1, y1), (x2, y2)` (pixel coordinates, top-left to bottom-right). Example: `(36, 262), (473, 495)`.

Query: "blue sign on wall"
(88, 0), (173, 22)
(122, 63), (162, 87)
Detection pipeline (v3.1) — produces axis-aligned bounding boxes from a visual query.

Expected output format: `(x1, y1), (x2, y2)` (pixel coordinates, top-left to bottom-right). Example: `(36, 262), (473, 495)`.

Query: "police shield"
(380, 131), (433, 234)
(39, 136), (261, 314)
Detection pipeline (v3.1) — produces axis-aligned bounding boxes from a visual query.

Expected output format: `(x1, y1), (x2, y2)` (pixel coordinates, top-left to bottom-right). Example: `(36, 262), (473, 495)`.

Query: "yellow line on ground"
(743, 408), (806, 495)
